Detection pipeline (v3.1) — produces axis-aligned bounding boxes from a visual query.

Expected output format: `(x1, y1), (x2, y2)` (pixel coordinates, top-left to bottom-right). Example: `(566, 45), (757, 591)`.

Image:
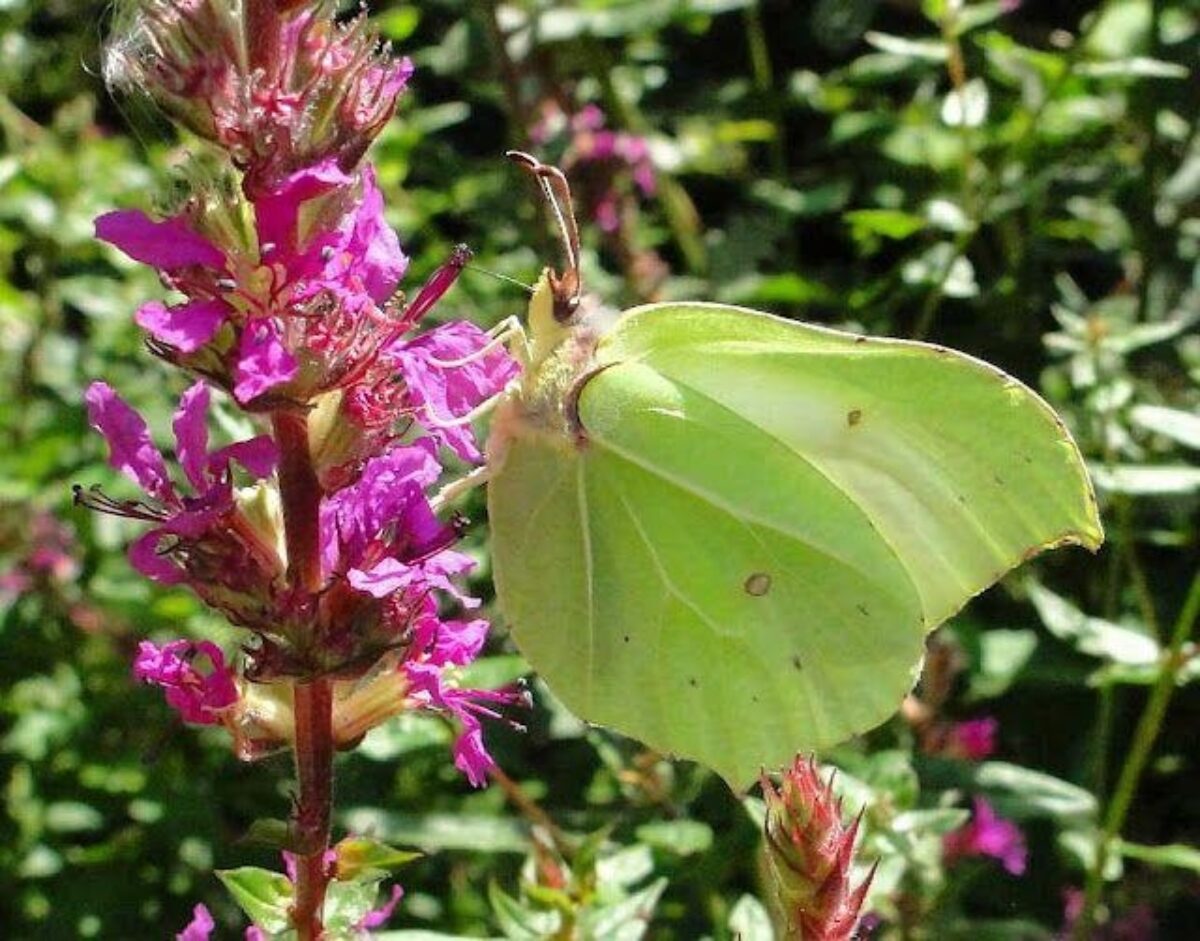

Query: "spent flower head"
(105, 0), (412, 195)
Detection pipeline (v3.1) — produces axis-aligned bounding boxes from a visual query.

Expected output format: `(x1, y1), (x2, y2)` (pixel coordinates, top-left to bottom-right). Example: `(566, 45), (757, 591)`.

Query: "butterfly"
(482, 152), (1101, 787)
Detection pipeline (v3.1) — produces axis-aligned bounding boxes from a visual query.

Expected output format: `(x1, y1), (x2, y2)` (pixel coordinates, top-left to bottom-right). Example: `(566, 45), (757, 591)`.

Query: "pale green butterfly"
(478, 153), (1102, 788)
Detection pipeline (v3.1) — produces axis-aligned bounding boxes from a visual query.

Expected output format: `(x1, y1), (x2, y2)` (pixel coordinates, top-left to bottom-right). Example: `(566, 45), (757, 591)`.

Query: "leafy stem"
(1075, 568), (1200, 937)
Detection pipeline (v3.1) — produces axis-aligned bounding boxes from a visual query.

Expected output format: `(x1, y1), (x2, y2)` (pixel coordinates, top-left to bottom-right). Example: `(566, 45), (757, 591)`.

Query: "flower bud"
(761, 756), (875, 941)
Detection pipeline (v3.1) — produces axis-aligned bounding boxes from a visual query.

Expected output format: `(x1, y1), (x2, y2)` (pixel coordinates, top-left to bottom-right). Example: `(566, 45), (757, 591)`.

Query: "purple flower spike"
(943, 797), (1027, 876)
(134, 639), (238, 726)
(177, 903), (216, 941)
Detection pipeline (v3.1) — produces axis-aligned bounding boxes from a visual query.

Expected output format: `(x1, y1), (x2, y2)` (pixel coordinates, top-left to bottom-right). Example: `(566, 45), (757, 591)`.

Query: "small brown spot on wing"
(847, 408), (863, 427)
(791, 655), (803, 671)
(744, 572), (772, 596)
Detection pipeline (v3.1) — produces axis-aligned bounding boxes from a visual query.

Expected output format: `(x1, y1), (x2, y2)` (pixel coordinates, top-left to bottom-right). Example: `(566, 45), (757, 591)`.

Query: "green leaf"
(596, 845), (656, 889)
(1026, 581), (1160, 666)
(634, 819), (714, 856)
(863, 31), (949, 61)
(240, 818), (295, 850)
(1130, 405), (1200, 450)
(334, 836), (422, 880)
(340, 809), (528, 854)
(323, 879), (384, 934)
(728, 894), (775, 941)
(1089, 464), (1200, 495)
(966, 628), (1040, 701)
(845, 208), (927, 242)
(1115, 839), (1200, 874)
(43, 801), (103, 833)
(578, 877), (667, 939)
(973, 762), (1097, 823)
(488, 883), (561, 939)
(891, 808), (970, 837)
(217, 867), (294, 934)
(458, 654), (529, 690)
(357, 714), (452, 762)
(1076, 57), (1190, 79)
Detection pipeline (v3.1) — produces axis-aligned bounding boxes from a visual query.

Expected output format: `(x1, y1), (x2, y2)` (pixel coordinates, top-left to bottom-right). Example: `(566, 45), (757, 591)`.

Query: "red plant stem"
(292, 678), (334, 940)
(272, 411), (334, 940)
(273, 411), (323, 593)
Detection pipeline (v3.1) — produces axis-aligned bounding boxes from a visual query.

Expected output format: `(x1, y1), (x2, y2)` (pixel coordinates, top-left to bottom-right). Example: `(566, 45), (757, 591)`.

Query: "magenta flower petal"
(431, 617), (489, 667)
(347, 558), (419, 598)
(211, 436), (280, 480)
(255, 158), (352, 261)
(341, 165), (408, 301)
(452, 719), (493, 787)
(320, 441), (443, 576)
(177, 903), (215, 941)
(85, 381), (173, 502)
(233, 320), (298, 403)
(173, 382), (212, 491)
(943, 797), (1028, 876)
(358, 884), (404, 930)
(96, 210), (226, 270)
(135, 298), (228, 352)
(133, 639), (238, 725)
(129, 530), (187, 584)
(948, 717), (998, 761)
(389, 321), (519, 463)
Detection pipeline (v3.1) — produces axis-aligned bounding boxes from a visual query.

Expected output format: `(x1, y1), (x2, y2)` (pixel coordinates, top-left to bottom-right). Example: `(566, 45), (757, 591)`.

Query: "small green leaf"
(863, 31), (949, 61)
(634, 820), (714, 856)
(488, 883), (561, 939)
(217, 867), (294, 934)
(845, 209), (927, 242)
(974, 762), (1097, 823)
(334, 836), (422, 880)
(1130, 405), (1200, 450)
(340, 809), (528, 854)
(728, 894), (775, 941)
(1027, 580), (1160, 665)
(596, 845), (655, 889)
(240, 818), (295, 850)
(44, 801), (103, 833)
(1090, 464), (1200, 495)
(892, 808), (971, 837)
(1115, 839), (1200, 873)
(579, 878), (667, 940)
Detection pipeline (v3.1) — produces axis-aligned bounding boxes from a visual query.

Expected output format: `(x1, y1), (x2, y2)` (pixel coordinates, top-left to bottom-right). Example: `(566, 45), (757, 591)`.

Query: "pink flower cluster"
(942, 797), (1028, 876)
(531, 103), (656, 234)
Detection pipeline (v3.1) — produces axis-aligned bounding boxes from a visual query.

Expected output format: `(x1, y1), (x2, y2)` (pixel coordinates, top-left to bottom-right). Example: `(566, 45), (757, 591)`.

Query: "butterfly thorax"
(488, 271), (609, 463)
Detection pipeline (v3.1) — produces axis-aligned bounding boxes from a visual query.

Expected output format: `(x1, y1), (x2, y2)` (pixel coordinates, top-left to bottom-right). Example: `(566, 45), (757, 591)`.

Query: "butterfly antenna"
(506, 150), (584, 308)
(464, 263), (534, 294)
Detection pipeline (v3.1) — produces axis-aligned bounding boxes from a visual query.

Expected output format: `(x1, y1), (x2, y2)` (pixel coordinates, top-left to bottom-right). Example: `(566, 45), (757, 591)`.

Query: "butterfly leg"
(424, 316), (530, 370)
(429, 463), (492, 512)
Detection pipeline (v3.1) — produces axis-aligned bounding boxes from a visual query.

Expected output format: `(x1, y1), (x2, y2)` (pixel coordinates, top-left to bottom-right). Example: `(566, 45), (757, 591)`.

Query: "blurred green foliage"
(1, 0), (1197, 937)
